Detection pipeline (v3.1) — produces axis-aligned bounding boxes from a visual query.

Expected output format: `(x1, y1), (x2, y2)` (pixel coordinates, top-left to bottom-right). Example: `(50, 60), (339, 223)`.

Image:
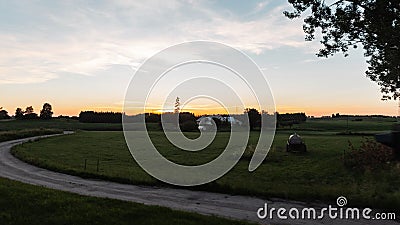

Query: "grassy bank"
(12, 131), (400, 210)
(0, 177), (253, 225)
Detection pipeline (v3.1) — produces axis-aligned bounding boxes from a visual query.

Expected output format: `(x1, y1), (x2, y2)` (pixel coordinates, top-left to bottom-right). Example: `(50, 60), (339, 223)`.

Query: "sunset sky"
(1, 0), (398, 117)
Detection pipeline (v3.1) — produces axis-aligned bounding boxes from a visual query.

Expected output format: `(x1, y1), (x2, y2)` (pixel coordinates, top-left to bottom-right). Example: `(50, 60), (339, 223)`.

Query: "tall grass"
(0, 177), (254, 225)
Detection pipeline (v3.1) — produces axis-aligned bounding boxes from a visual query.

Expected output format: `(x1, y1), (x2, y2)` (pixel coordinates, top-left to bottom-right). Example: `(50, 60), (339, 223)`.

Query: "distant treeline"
(331, 113), (397, 118)
(136, 111), (308, 130)
(2, 103), (54, 120)
(276, 112), (307, 128)
(79, 111), (122, 123)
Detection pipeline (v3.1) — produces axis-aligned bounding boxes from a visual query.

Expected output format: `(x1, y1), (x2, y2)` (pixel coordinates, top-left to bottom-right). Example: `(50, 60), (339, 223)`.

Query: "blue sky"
(0, 0), (398, 116)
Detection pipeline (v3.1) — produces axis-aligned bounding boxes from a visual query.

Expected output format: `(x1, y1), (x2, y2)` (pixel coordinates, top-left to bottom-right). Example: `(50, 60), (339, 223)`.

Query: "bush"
(344, 138), (394, 171)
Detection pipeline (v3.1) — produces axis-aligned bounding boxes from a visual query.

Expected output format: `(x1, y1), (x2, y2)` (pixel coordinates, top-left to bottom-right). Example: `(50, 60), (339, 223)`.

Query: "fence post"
(84, 159), (87, 171)
(96, 159), (99, 172)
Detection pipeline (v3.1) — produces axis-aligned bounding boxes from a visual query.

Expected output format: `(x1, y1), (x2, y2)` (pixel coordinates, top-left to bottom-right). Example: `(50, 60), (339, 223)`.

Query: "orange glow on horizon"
(50, 105), (398, 117)
(12, 99), (395, 117)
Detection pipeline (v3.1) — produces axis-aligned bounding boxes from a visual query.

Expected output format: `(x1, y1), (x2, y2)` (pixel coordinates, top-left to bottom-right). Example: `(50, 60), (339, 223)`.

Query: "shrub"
(344, 138), (394, 171)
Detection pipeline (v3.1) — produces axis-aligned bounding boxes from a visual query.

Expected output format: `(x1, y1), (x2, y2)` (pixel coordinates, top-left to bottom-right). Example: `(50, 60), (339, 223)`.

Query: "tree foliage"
(276, 112), (307, 128)
(15, 108), (24, 120)
(244, 108), (261, 131)
(40, 103), (53, 120)
(25, 106), (34, 115)
(0, 109), (10, 119)
(79, 111), (122, 123)
(23, 106), (38, 119)
(174, 97), (181, 114)
(284, 0), (400, 99)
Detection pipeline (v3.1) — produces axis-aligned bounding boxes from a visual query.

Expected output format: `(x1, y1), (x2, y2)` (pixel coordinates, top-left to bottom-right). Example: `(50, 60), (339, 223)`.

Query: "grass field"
(0, 116), (396, 132)
(0, 177), (253, 225)
(285, 117), (397, 133)
(0, 119), (122, 131)
(12, 129), (400, 210)
(0, 129), (62, 142)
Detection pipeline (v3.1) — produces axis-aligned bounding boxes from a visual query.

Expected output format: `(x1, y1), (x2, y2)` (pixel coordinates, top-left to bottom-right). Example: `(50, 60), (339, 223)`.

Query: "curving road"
(0, 133), (398, 225)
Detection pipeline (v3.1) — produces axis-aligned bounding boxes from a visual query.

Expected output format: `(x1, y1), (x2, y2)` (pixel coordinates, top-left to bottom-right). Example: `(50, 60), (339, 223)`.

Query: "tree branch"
(328, 0), (366, 9)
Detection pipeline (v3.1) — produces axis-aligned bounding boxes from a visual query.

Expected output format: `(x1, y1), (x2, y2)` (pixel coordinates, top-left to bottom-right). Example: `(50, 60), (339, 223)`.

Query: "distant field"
(0, 116), (396, 133)
(0, 119), (122, 131)
(0, 129), (62, 142)
(0, 177), (253, 225)
(12, 130), (400, 210)
(287, 117), (397, 132)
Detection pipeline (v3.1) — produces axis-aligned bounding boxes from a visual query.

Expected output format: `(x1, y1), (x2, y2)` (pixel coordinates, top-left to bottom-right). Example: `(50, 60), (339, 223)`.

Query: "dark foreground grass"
(0, 129), (62, 142)
(0, 177), (253, 225)
(12, 131), (400, 210)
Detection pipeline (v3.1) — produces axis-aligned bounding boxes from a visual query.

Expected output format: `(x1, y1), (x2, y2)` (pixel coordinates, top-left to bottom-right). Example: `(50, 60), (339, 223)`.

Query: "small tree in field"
(174, 97), (180, 114)
(40, 103), (53, 120)
(0, 108), (10, 119)
(23, 106), (38, 119)
(15, 108), (24, 120)
(25, 106), (34, 115)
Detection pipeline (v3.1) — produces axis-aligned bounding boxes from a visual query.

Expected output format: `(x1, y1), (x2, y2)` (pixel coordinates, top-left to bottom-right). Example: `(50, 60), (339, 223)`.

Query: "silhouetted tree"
(276, 112), (307, 128)
(244, 108), (261, 131)
(179, 112), (197, 131)
(15, 108), (24, 120)
(79, 111), (122, 123)
(40, 103), (53, 119)
(0, 108), (10, 119)
(145, 113), (160, 123)
(25, 106), (34, 114)
(174, 97), (180, 114)
(23, 106), (38, 119)
(285, 0), (400, 100)
(179, 112), (196, 123)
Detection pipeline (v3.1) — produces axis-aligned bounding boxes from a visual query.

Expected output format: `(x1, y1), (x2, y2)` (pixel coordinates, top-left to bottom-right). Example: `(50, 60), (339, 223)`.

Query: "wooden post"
(96, 159), (99, 172)
(84, 159), (87, 171)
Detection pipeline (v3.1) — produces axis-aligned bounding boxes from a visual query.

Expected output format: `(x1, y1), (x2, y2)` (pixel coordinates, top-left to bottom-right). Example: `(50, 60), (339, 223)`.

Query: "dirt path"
(0, 133), (397, 225)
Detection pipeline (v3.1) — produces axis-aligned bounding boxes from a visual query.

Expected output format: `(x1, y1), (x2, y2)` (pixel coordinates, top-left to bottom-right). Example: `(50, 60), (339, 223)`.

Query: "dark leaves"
(285, 0), (400, 99)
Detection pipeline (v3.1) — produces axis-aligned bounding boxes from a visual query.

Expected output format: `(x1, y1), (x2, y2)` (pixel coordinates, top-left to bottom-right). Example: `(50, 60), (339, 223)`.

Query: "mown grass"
(0, 129), (63, 142)
(0, 177), (254, 225)
(12, 131), (400, 210)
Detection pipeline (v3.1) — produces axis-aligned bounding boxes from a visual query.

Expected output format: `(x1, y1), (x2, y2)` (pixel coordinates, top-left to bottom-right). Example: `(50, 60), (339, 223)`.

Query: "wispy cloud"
(0, 0), (306, 84)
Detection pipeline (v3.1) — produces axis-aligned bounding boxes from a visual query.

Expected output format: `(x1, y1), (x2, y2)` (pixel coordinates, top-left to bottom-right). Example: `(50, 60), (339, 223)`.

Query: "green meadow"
(10, 117), (400, 210)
